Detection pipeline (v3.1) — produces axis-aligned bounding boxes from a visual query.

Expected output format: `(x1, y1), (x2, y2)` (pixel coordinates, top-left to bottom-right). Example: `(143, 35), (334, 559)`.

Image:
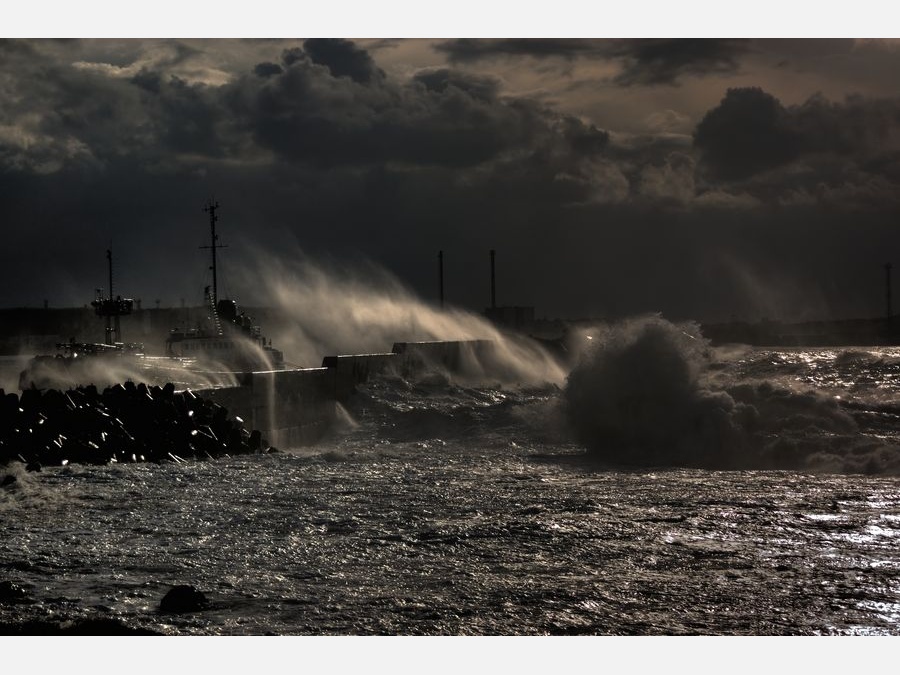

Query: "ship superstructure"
(165, 200), (284, 372)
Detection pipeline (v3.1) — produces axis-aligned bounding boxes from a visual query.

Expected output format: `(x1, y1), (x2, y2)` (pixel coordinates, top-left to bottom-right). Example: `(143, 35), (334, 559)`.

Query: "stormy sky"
(3, 36), (900, 322)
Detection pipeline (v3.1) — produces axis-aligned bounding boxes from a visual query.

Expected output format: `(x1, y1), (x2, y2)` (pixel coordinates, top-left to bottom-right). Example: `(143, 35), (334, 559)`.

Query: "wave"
(563, 316), (900, 475)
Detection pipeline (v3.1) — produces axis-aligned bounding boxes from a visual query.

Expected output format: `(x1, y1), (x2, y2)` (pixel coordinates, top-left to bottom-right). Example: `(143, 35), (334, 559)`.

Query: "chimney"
(886, 262), (893, 325)
(490, 249), (496, 309)
(438, 250), (444, 309)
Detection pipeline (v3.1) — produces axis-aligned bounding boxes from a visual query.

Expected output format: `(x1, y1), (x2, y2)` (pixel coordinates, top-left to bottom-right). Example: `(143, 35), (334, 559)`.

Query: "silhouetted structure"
(490, 249), (496, 309)
(200, 198), (226, 308)
(482, 248), (535, 332)
(438, 250), (444, 309)
(166, 200), (284, 371)
(886, 262), (893, 326)
(90, 249), (134, 346)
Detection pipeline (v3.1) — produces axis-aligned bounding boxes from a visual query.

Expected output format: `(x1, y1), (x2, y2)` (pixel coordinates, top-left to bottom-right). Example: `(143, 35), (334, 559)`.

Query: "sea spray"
(17, 353), (241, 393)
(565, 316), (741, 467)
(234, 247), (566, 386)
(564, 315), (900, 473)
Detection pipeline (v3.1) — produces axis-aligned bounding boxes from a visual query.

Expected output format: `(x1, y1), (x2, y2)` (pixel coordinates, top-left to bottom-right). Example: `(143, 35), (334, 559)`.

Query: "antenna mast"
(108, 249), (115, 343)
(490, 249), (497, 309)
(200, 198), (227, 307)
(886, 262), (893, 325)
(438, 250), (444, 308)
(91, 248), (133, 345)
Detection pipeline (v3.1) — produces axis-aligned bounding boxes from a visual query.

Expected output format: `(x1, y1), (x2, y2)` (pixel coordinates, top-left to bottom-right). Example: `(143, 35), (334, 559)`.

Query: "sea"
(2, 324), (900, 639)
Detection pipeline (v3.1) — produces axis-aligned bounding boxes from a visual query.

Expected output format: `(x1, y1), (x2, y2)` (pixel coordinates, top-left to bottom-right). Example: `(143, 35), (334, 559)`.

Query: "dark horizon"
(3, 38), (900, 325)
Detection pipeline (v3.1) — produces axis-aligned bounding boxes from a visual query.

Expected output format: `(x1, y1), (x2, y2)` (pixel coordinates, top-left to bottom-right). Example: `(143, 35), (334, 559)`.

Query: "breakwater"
(1, 340), (496, 467)
(198, 340), (497, 447)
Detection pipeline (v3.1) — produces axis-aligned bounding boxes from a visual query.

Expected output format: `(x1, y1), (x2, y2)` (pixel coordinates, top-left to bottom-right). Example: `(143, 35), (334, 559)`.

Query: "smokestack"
(490, 249), (496, 309)
(886, 262), (893, 323)
(438, 250), (444, 309)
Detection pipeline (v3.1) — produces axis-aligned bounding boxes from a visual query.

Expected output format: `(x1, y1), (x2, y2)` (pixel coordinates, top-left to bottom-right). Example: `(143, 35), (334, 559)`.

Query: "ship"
(164, 199), (284, 373)
(18, 250), (145, 390)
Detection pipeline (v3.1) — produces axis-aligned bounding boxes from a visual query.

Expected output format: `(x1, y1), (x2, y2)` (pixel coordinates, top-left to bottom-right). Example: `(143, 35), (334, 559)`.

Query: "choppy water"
(2, 345), (900, 635)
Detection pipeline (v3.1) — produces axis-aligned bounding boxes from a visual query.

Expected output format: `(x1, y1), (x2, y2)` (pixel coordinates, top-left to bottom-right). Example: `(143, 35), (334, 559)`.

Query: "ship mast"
(108, 249), (116, 344)
(200, 198), (227, 307)
(91, 249), (133, 345)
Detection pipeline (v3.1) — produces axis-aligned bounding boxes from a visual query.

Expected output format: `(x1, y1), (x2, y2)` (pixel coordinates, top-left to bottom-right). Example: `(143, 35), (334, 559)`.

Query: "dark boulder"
(159, 585), (209, 613)
(0, 581), (30, 604)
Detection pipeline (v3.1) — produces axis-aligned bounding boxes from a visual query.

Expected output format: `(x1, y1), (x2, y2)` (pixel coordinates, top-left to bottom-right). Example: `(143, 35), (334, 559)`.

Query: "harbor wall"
(197, 340), (494, 448)
(321, 353), (397, 401)
(199, 368), (333, 448)
(391, 339), (497, 377)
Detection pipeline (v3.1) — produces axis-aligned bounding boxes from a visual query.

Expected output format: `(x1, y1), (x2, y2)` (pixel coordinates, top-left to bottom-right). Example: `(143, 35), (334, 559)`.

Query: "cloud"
(434, 38), (608, 63)
(644, 109), (692, 133)
(228, 51), (615, 173)
(412, 68), (501, 101)
(638, 152), (696, 206)
(2, 39), (900, 325)
(610, 39), (748, 87)
(693, 87), (900, 209)
(302, 38), (384, 84)
(434, 38), (748, 87)
(252, 62), (283, 78)
(693, 189), (761, 209)
(694, 87), (801, 181)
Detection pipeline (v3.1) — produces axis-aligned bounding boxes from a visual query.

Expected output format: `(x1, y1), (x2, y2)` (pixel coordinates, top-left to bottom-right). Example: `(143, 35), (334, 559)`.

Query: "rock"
(0, 581), (30, 604)
(159, 585), (209, 613)
(1, 381), (265, 468)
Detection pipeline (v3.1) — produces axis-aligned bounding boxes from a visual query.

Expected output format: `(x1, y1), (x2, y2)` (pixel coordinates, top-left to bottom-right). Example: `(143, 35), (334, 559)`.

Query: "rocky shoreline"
(1, 381), (274, 470)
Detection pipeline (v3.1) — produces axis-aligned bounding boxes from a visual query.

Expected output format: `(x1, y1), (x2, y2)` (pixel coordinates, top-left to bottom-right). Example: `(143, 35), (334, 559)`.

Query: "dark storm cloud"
(412, 68), (501, 102)
(3, 39), (900, 325)
(610, 39), (748, 86)
(281, 47), (306, 67)
(557, 116), (611, 156)
(302, 38), (384, 84)
(435, 38), (747, 86)
(0, 38), (612, 177)
(131, 69), (162, 93)
(435, 38), (609, 62)
(694, 87), (800, 181)
(252, 62), (283, 78)
(755, 38), (855, 64)
(229, 55), (610, 171)
(694, 87), (900, 200)
(0, 38), (629, 312)
(0, 38), (36, 58)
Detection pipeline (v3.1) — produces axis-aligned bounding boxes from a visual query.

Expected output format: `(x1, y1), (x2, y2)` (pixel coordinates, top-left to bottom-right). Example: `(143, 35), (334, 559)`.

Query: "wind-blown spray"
(234, 247), (566, 386)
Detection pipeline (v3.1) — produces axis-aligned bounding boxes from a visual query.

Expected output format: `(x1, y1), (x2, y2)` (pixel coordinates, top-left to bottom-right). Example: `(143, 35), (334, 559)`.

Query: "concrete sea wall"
(197, 340), (496, 448)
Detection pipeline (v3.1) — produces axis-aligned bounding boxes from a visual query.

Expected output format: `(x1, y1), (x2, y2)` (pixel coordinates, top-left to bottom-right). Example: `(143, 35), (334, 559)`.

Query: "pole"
(490, 249), (496, 309)
(206, 200), (219, 306)
(200, 199), (226, 308)
(886, 262), (893, 324)
(438, 250), (444, 309)
(106, 249), (113, 344)
(107, 249), (113, 301)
